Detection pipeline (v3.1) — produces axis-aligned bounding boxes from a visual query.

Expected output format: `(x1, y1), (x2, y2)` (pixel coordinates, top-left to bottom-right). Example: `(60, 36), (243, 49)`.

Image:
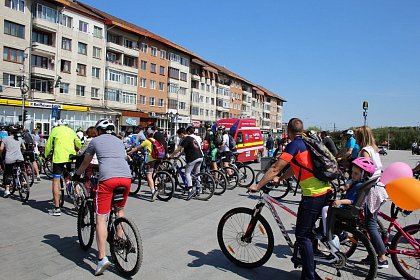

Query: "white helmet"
(346, 129), (354, 135)
(95, 119), (115, 133)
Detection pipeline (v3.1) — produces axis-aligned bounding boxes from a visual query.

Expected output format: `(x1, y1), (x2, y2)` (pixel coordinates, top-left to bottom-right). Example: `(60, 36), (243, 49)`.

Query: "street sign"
(51, 107), (59, 118)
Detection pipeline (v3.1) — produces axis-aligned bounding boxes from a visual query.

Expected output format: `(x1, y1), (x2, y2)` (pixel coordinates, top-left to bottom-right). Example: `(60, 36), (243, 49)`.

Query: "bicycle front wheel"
(390, 223), (420, 280)
(217, 207), (274, 268)
(43, 159), (53, 179)
(223, 166), (239, 190)
(255, 171), (291, 200)
(209, 169), (227, 195)
(236, 165), (255, 188)
(193, 172), (215, 201)
(153, 171), (175, 201)
(110, 217), (143, 277)
(77, 201), (95, 250)
(18, 172), (30, 202)
(24, 162), (35, 187)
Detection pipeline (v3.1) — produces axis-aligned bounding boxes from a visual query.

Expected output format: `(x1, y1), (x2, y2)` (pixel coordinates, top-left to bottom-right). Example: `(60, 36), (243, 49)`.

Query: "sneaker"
(95, 256), (111, 276)
(360, 256), (370, 264)
(49, 208), (61, 216)
(36, 176), (41, 182)
(151, 190), (159, 201)
(186, 189), (196, 201)
(378, 259), (389, 269)
(4, 189), (10, 198)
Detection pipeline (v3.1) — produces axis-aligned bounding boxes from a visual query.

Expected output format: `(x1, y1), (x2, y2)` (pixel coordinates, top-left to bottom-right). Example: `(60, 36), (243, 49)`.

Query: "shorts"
(52, 162), (73, 179)
(210, 148), (218, 162)
(95, 177), (131, 215)
(23, 151), (35, 162)
(221, 151), (232, 163)
(145, 160), (155, 174)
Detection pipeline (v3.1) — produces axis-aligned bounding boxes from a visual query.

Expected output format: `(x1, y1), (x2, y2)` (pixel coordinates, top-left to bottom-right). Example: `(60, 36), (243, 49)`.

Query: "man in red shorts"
(74, 119), (131, 276)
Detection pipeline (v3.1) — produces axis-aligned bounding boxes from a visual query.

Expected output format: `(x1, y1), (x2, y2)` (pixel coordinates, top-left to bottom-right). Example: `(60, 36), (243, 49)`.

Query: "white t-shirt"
(358, 146), (382, 178)
(219, 134), (230, 152)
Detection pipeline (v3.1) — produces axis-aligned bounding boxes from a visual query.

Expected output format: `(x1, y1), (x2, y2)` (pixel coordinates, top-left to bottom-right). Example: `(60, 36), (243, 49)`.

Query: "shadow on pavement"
(187, 249), (301, 279)
(24, 198), (78, 217)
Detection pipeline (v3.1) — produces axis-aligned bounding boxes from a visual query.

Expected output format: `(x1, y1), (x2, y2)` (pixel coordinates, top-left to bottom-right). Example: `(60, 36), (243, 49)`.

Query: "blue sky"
(82, 0), (420, 130)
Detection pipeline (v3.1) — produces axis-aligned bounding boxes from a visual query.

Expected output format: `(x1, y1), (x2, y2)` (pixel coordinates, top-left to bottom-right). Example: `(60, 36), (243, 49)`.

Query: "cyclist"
(170, 127), (204, 200)
(45, 120), (81, 216)
(22, 128), (41, 181)
(266, 134), (274, 157)
(73, 119), (131, 276)
(76, 126), (98, 195)
(203, 122), (218, 171)
(152, 126), (168, 153)
(134, 125), (146, 147)
(249, 118), (332, 280)
(336, 129), (360, 171)
(0, 125), (26, 198)
(218, 126), (231, 168)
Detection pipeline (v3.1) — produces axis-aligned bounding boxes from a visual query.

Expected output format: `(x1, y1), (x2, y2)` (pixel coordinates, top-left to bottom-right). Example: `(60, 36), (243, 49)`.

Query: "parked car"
(378, 146), (388, 156)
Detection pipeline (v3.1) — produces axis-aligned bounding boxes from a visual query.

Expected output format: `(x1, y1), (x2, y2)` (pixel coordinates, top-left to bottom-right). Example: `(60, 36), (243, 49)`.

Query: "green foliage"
(372, 127), (420, 150)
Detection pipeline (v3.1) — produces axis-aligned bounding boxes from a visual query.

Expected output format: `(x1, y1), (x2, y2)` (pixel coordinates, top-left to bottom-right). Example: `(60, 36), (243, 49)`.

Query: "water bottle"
(67, 180), (72, 194)
(328, 235), (340, 253)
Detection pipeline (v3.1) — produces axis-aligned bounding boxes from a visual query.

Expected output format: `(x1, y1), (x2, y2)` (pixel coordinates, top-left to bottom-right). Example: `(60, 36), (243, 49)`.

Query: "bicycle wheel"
(73, 182), (87, 210)
(193, 172), (215, 201)
(153, 171), (175, 201)
(24, 162), (34, 187)
(217, 207), (274, 268)
(236, 165), (255, 188)
(43, 159), (53, 179)
(59, 178), (65, 207)
(77, 201), (95, 250)
(209, 169), (227, 195)
(18, 172), (30, 202)
(255, 171), (291, 200)
(110, 217), (143, 276)
(223, 166), (239, 190)
(129, 166), (142, 195)
(315, 223), (378, 280)
(390, 223), (420, 280)
(7, 175), (16, 195)
(155, 160), (173, 172)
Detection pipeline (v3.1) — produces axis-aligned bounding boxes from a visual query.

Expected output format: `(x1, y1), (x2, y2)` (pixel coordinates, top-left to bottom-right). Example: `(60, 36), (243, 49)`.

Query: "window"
(150, 80), (156, 89)
(206, 85), (210, 92)
(3, 47), (24, 63)
(93, 26), (102, 38)
(151, 47), (157, 56)
(61, 37), (71, 50)
(4, 20), (25, 39)
(140, 78), (146, 88)
(158, 98), (164, 107)
(79, 20), (89, 33)
(169, 67), (179, 79)
(76, 85), (85, 96)
(60, 60), (71, 73)
(107, 69), (122, 83)
(201, 83), (205, 91)
(140, 60), (147, 70)
(60, 14), (72, 28)
(125, 74), (137, 86)
(200, 108), (204, 116)
(36, 4), (58, 23)
(2, 73), (21, 87)
(192, 92), (199, 103)
(169, 52), (180, 63)
(191, 107), (199, 115)
(92, 67), (100, 78)
(206, 97), (209, 103)
(124, 56), (137, 68)
(178, 102), (186, 110)
(106, 52), (117, 63)
(124, 39), (138, 49)
(140, 95), (146, 105)
(150, 63), (156, 73)
(179, 87), (187, 95)
(31, 54), (48, 68)
(122, 92), (136, 104)
(180, 56), (188, 66)
(5, 0), (25, 12)
(91, 87), (99, 99)
(159, 82), (164, 91)
(107, 33), (120, 44)
(168, 83), (179, 93)
(159, 66), (165, 75)
(93, 46), (101, 59)
(180, 72), (187, 82)
(32, 29), (52, 45)
(205, 109), (209, 116)
(59, 83), (69, 94)
(78, 42), (87, 55)
(149, 97), (155, 106)
(168, 99), (177, 109)
(31, 78), (51, 93)
(77, 63), (86, 76)
(104, 89), (119, 102)
(160, 49), (166, 59)
(141, 43), (148, 53)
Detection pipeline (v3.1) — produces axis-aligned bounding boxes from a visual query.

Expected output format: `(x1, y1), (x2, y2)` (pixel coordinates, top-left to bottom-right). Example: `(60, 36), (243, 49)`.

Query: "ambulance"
(215, 118), (264, 163)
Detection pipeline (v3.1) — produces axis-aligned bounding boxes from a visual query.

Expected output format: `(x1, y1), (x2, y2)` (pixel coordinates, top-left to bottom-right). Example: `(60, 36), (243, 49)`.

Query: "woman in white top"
(355, 126), (389, 268)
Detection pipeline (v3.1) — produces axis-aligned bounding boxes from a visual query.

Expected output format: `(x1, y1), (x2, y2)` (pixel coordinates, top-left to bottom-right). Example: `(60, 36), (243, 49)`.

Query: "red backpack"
(148, 138), (166, 159)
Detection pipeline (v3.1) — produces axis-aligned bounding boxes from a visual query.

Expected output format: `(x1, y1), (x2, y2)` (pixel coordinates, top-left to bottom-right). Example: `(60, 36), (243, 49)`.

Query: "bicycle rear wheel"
(153, 171), (175, 201)
(18, 172), (30, 202)
(217, 207), (274, 268)
(77, 201), (95, 250)
(209, 169), (227, 195)
(110, 217), (143, 276)
(193, 172), (215, 201)
(223, 166), (239, 190)
(236, 165), (255, 188)
(24, 162), (34, 187)
(255, 171), (291, 200)
(390, 224), (420, 280)
(43, 159), (53, 179)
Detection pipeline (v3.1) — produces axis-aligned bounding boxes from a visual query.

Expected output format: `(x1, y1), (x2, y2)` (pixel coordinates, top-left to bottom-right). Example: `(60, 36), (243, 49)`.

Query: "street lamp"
(362, 101), (368, 126)
(20, 44), (38, 126)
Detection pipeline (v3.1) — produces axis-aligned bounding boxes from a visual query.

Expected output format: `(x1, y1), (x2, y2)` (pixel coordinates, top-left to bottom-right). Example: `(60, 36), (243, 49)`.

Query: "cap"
(146, 129), (154, 136)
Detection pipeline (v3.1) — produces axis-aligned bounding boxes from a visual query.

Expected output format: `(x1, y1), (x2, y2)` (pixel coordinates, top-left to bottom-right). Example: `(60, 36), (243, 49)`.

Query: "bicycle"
(7, 161), (30, 202)
(233, 161), (255, 188)
(203, 153), (239, 191)
(200, 155), (228, 195)
(58, 156), (87, 210)
(77, 174), (143, 276)
(217, 178), (379, 279)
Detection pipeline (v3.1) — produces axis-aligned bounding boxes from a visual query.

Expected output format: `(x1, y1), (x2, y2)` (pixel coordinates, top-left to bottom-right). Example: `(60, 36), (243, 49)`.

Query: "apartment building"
(229, 79), (243, 119)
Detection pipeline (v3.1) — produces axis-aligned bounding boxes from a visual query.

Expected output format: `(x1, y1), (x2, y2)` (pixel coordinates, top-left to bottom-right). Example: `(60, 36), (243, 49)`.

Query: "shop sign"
(192, 120), (201, 127)
(29, 102), (62, 109)
(122, 116), (140, 126)
(176, 116), (191, 123)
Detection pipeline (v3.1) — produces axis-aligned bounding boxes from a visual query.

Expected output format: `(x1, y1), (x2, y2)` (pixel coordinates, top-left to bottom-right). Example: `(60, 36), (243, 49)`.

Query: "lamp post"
(362, 101), (368, 126)
(20, 44), (38, 126)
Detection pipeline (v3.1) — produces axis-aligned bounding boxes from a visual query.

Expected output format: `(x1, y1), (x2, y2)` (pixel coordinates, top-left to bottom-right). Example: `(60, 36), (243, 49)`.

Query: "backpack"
(148, 138), (166, 159)
(213, 131), (223, 147)
(292, 136), (340, 182)
(228, 134), (236, 151)
(23, 132), (35, 151)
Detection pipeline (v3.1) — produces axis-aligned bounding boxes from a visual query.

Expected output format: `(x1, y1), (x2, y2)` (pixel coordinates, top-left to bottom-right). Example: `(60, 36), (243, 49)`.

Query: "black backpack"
(228, 134), (236, 151)
(213, 131), (223, 147)
(23, 132), (35, 151)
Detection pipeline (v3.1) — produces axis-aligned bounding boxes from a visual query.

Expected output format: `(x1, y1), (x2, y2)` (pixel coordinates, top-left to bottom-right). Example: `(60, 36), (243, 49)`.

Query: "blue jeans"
(296, 192), (331, 280)
(364, 204), (386, 256)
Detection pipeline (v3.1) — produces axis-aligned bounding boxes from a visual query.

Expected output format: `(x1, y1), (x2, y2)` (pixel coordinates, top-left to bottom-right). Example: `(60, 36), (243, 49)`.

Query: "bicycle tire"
(209, 169), (227, 195)
(74, 182), (87, 211)
(236, 165), (255, 188)
(18, 172), (30, 202)
(193, 172), (215, 201)
(255, 171), (291, 200)
(59, 178), (65, 207)
(390, 223), (420, 280)
(24, 161), (35, 187)
(110, 217), (143, 276)
(7, 174), (16, 194)
(129, 167), (142, 195)
(35, 157), (43, 174)
(217, 207), (274, 268)
(223, 166), (239, 190)
(77, 200), (95, 250)
(43, 159), (53, 179)
(153, 171), (175, 201)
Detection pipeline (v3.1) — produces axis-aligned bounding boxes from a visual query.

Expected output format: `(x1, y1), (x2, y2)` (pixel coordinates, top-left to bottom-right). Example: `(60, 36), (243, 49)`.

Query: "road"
(0, 150), (419, 279)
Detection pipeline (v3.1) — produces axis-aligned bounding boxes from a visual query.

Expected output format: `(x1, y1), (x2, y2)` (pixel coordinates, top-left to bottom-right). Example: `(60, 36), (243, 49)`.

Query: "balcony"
(242, 90), (252, 96)
(31, 66), (55, 78)
(33, 17), (57, 32)
(216, 106), (229, 112)
(32, 44), (56, 56)
(107, 41), (140, 58)
(191, 74), (200, 81)
(121, 64), (138, 74)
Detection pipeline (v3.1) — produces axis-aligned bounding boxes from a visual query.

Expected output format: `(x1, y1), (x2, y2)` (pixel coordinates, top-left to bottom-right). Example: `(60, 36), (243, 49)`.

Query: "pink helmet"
(352, 157), (376, 176)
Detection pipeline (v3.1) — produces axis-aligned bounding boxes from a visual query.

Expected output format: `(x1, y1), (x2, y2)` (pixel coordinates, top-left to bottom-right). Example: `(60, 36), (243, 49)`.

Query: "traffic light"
(23, 110), (31, 122)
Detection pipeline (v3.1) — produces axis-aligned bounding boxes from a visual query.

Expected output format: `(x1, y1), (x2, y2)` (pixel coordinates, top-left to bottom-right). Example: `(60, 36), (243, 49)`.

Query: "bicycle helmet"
(204, 121), (212, 129)
(307, 130), (321, 141)
(95, 119), (115, 133)
(352, 157), (375, 176)
(8, 125), (17, 135)
(218, 125), (225, 131)
(346, 129), (354, 135)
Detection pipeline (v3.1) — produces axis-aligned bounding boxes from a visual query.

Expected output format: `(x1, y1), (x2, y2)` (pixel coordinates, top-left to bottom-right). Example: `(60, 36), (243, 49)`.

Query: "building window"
(140, 78), (146, 88)
(151, 47), (157, 56)
(124, 39), (138, 49)
(60, 60), (71, 73)
(178, 102), (186, 110)
(60, 14), (72, 28)
(150, 63), (156, 73)
(93, 26), (102, 38)
(158, 98), (164, 107)
(76, 85), (85, 96)
(79, 20), (89, 33)
(159, 82), (164, 91)
(2, 73), (22, 87)
(180, 56), (188, 66)
(200, 108), (204, 116)
(206, 84), (210, 92)
(5, 0), (25, 12)
(191, 107), (199, 116)
(106, 52), (118, 63)
(141, 43), (148, 53)
(160, 49), (166, 59)
(59, 82), (69, 94)
(124, 56), (137, 68)
(92, 67), (100, 79)
(180, 72), (187, 82)
(150, 80), (156, 89)
(107, 69), (122, 83)
(77, 63), (86, 76)
(122, 92), (136, 104)
(93, 46), (101, 59)
(140, 95), (146, 105)
(31, 78), (51, 93)
(61, 37), (72, 50)
(78, 42), (87, 55)
(169, 52), (180, 63)
(159, 66), (165, 75)
(91, 87), (99, 99)
(3, 47), (24, 63)
(149, 97), (155, 106)
(140, 60), (147, 70)
(31, 54), (48, 68)
(168, 99), (177, 110)
(168, 83), (179, 93)
(36, 4), (58, 23)
(125, 74), (138, 86)
(32, 29), (52, 45)
(4, 20), (25, 39)
(201, 83), (205, 91)
(169, 67), (179, 79)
